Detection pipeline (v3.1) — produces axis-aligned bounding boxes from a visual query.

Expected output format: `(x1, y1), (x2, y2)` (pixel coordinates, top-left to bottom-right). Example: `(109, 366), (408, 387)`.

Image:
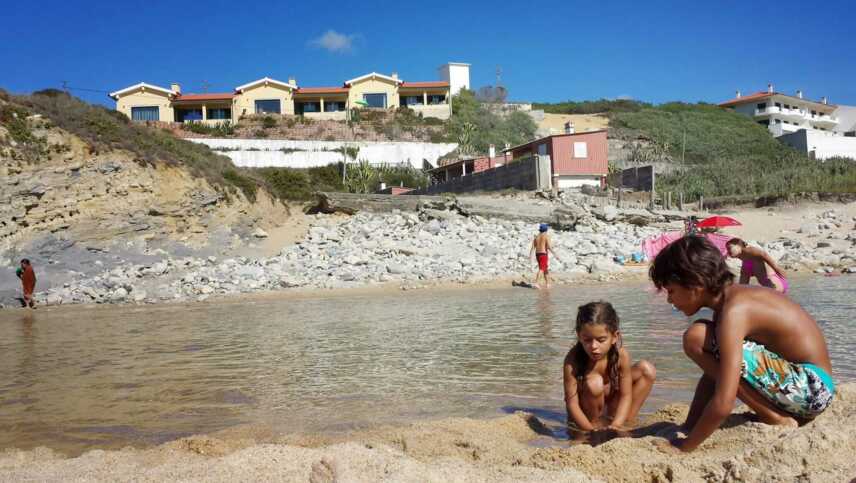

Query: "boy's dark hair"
(725, 237), (747, 249)
(20, 259), (30, 265)
(649, 236), (734, 294)
(570, 302), (621, 396)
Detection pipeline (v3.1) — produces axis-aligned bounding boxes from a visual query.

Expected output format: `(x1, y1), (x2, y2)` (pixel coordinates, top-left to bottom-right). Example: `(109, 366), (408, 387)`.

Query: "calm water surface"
(1, 276), (853, 455)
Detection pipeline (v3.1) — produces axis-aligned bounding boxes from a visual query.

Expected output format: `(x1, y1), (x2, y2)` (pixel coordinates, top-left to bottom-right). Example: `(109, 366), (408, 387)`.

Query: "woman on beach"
(563, 302), (656, 434)
(725, 238), (788, 293)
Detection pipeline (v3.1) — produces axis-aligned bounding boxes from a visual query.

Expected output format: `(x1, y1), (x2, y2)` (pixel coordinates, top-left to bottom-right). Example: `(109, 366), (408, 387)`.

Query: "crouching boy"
(649, 236), (835, 452)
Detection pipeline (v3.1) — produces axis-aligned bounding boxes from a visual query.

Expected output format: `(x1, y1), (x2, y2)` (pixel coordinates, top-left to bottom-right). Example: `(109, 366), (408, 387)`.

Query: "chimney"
(767, 83), (774, 93)
(796, 90), (803, 99)
(171, 83), (181, 94)
(288, 76), (296, 86)
(504, 143), (510, 151)
(488, 144), (496, 158)
(564, 121), (575, 134)
(822, 96), (828, 105)
(380, 182), (387, 190)
(735, 90), (741, 99)
(391, 72), (399, 80)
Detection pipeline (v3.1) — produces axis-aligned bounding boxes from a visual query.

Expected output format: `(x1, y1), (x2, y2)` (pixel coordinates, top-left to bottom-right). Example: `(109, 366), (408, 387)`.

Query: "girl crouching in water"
(563, 302), (656, 433)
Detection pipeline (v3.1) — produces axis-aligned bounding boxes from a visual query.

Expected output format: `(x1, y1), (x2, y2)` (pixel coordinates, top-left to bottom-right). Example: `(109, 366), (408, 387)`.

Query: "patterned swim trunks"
(740, 340), (836, 418)
(707, 328), (836, 418)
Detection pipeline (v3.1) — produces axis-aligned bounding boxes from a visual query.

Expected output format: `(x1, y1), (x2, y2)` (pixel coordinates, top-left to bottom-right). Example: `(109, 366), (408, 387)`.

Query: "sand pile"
(1, 383), (854, 482)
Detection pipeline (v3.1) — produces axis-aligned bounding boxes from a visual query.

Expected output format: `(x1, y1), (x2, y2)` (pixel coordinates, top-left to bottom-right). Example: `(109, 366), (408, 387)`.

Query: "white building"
(438, 62), (470, 96)
(719, 84), (838, 137)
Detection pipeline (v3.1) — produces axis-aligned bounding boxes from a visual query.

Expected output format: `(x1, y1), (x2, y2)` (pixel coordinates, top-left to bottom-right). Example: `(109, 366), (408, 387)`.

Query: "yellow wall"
(114, 88), (174, 121)
(347, 77), (399, 109)
(233, 83), (295, 118)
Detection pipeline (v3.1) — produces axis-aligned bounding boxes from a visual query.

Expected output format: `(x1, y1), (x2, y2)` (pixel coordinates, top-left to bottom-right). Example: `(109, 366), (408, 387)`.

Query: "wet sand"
(2, 383), (853, 482)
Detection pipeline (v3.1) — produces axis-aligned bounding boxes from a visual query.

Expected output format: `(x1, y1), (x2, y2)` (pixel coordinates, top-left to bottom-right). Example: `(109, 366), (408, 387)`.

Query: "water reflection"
(0, 276), (853, 455)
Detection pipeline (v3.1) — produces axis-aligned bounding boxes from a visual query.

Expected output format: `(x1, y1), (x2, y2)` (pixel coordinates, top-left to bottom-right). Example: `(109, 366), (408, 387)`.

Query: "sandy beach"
(1, 383), (853, 482)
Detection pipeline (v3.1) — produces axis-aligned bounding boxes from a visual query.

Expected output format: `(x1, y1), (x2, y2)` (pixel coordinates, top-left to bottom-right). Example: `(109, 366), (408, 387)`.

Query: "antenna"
(200, 80), (211, 92)
(61, 80), (69, 94)
(495, 65), (503, 88)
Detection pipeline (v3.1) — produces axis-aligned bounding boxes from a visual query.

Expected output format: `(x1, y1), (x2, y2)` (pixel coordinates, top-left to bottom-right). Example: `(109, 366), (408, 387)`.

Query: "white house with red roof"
(719, 84), (838, 137)
(109, 62), (469, 124)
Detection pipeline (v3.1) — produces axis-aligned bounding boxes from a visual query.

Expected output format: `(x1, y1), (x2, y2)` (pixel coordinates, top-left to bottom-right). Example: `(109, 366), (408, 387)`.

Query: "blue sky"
(2, 0), (855, 107)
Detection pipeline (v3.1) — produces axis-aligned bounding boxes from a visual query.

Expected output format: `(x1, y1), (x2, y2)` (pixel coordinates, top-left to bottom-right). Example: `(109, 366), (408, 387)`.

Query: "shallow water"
(1, 276), (853, 455)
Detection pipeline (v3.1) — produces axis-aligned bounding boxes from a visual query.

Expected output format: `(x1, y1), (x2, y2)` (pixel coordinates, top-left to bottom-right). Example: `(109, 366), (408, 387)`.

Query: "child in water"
(563, 302), (656, 433)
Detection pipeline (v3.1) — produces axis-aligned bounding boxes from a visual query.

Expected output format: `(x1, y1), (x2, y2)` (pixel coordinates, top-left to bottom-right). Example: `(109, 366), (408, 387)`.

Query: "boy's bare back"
(718, 284), (832, 373)
(533, 233), (551, 253)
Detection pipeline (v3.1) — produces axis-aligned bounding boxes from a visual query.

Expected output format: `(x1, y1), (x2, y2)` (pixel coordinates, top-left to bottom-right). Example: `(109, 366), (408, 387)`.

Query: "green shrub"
(262, 116), (277, 129)
(253, 163), (344, 200)
(181, 121), (235, 136)
(222, 169), (258, 202)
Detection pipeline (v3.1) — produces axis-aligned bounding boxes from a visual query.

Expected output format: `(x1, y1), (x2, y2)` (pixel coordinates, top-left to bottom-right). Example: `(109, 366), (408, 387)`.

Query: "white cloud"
(310, 30), (357, 53)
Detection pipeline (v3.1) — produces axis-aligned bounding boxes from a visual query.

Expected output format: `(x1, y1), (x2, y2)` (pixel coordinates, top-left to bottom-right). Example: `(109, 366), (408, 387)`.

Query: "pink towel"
(642, 232), (731, 260)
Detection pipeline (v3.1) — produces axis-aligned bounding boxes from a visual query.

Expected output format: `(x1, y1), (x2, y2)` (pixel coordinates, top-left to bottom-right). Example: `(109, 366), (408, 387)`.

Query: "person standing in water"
(16, 259), (37, 308)
(529, 223), (561, 289)
(725, 238), (788, 293)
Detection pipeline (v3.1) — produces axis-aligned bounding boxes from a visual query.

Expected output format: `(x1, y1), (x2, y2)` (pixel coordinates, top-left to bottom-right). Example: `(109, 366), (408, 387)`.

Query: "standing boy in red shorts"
(529, 223), (561, 289)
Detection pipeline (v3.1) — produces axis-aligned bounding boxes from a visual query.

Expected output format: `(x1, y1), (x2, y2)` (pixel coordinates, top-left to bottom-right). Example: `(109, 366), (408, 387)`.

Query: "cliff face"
(0, 93), (287, 302)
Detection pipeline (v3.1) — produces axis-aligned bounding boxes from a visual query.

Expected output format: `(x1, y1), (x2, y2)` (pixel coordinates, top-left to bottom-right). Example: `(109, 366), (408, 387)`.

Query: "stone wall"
(411, 156), (551, 195)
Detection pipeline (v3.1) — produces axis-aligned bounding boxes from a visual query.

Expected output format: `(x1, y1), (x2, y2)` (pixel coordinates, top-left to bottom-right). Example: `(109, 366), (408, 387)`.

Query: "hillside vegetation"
(609, 102), (856, 200)
(5, 89), (263, 201)
(538, 98), (856, 200)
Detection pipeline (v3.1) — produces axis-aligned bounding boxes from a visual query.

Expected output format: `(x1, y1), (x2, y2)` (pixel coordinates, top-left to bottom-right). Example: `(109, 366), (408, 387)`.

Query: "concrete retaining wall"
(412, 156), (552, 195)
(189, 138), (458, 169)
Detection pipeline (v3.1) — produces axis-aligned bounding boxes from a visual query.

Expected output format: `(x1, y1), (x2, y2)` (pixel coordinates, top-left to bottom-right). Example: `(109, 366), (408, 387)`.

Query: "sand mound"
(1, 384), (855, 482)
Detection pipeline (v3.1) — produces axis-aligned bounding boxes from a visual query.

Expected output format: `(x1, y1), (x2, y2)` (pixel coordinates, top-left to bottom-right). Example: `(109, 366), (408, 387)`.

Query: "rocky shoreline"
(5, 196), (855, 309)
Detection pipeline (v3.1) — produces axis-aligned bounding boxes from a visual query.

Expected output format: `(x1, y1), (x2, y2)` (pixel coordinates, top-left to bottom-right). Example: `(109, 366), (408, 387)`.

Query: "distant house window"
(774, 119), (782, 124)
(131, 106), (159, 121)
(300, 102), (320, 113)
(363, 93), (387, 108)
(208, 108), (232, 120)
(811, 110), (817, 116)
(537, 143), (548, 156)
(402, 95), (421, 106)
(775, 102), (782, 108)
(175, 108), (203, 122)
(326, 101), (346, 112)
(428, 94), (446, 105)
(573, 142), (588, 158)
(756, 103), (767, 110)
(255, 99), (281, 114)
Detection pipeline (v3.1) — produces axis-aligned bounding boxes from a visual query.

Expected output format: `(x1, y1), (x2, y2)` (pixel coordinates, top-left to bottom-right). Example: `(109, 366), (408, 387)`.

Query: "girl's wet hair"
(725, 237), (747, 250)
(649, 235), (734, 294)
(570, 301), (621, 395)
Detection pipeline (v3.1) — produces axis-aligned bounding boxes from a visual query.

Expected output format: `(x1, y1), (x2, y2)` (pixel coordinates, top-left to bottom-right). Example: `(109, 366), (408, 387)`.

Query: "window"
(175, 108), (202, 122)
(756, 103), (767, 110)
(573, 142), (588, 158)
(208, 108), (231, 120)
(402, 95), (421, 106)
(255, 99), (281, 114)
(363, 93), (387, 108)
(326, 101), (346, 112)
(775, 102), (782, 108)
(775, 119), (782, 124)
(300, 102), (320, 113)
(537, 143), (547, 156)
(131, 106), (159, 121)
(428, 94), (446, 105)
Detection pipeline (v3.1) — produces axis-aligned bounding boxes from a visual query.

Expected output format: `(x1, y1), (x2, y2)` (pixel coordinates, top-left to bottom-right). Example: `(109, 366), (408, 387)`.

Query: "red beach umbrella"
(697, 215), (742, 228)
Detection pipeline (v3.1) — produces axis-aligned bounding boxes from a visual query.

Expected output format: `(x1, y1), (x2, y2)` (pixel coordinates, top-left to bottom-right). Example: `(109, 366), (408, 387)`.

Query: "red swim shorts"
(536, 253), (548, 273)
